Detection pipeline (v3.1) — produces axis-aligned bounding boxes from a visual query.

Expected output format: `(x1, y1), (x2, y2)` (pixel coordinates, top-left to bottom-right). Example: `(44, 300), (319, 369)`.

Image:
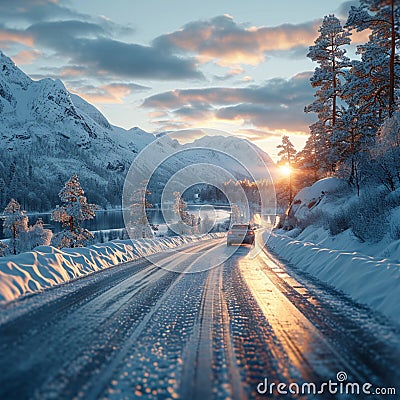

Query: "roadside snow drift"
(0, 234), (222, 303)
(268, 232), (400, 325)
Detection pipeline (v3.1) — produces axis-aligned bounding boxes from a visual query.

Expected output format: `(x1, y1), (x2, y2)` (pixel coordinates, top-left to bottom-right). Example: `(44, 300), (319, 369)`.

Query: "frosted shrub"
(328, 208), (350, 236)
(385, 188), (400, 208)
(348, 189), (388, 242)
(299, 209), (328, 229)
(0, 241), (7, 257)
(389, 208), (400, 240)
(28, 218), (52, 248)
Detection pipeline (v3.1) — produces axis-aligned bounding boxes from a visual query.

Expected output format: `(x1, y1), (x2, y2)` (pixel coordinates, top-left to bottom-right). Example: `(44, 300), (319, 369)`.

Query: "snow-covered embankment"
(0, 234), (223, 303)
(268, 232), (400, 325)
(272, 177), (400, 325)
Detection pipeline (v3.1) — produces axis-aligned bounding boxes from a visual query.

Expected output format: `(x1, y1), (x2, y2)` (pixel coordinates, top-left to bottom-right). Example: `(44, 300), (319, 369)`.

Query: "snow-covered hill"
(0, 50), (276, 211)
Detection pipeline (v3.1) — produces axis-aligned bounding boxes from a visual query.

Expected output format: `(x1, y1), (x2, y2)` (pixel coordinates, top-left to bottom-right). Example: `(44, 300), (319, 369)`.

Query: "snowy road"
(0, 236), (399, 399)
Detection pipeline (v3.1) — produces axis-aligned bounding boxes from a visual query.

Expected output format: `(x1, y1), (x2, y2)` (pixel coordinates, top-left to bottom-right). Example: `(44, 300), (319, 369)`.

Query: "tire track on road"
(66, 240), (221, 400)
(0, 239), (221, 400)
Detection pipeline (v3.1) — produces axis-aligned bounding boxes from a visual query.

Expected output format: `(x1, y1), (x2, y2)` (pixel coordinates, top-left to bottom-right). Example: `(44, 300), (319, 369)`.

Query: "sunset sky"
(0, 0), (361, 160)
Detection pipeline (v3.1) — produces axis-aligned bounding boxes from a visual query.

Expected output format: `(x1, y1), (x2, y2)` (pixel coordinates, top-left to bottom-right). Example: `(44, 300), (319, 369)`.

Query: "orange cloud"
(351, 29), (371, 45)
(0, 31), (34, 47)
(71, 83), (147, 104)
(228, 67), (244, 75)
(154, 16), (320, 67)
(74, 84), (130, 104)
(234, 128), (277, 141)
(59, 67), (86, 78)
(148, 111), (167, 118)
(11, 49), (41, 65)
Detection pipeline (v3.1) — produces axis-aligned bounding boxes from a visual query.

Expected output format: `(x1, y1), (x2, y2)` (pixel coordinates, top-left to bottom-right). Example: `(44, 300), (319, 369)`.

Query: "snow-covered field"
(272, 178), (400, 325)
(0, 234), (223, 303)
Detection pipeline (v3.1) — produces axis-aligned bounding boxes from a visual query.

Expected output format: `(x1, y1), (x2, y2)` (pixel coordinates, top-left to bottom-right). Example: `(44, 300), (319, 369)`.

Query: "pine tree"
(277, 135), (297, 203)
(334, 103), (376, 194)
(3, 198), (28, 255)
(51, 174), (98, 248)
(295, 135), (320, 186)
(277, 136), (297, 165)
(337, 1), (399, 189)
(346, 0), (399, 117)
(305, 14), (351, 173)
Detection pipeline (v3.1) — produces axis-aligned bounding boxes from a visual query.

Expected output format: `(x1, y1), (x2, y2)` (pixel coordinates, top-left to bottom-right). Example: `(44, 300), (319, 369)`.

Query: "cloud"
(0, 28), (34, 47)
(0, 1), (200, 81)
(11, 49), (41, 64)
(153, 15), (320, 66)
(59, 65), (88, 78)
(335, 1), (360, 19)
(267, 45), (309, 60)
(0, 0), (134, 36)
(26, 20), (106, 49)
(29, 65), (90, 81)
(334, 1), (370, 44)
(216, 103), (309, 131)
(68, 38), (202, 80)
(69, 82), (150, 104)
(0, 0), (83, 23)
(142, 72), (315, 135)
(169, 128), (210, 143)
(234, 128), (279, 141)
(144, 72), (313, 109)
(20, 19), (202, 80)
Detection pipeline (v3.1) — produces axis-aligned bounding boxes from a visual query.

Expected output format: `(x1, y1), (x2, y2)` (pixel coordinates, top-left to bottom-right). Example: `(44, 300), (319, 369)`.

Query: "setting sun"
(279, 164), (291, 176)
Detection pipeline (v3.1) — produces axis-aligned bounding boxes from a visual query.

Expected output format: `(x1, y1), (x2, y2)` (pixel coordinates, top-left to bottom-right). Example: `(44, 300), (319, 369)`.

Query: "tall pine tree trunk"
(287, 149), (293, 204)
(389, 0), (395, 116)
(69, 216), (74, 248)
(12, 224), (16, 255)
(331, 36), (337, 127)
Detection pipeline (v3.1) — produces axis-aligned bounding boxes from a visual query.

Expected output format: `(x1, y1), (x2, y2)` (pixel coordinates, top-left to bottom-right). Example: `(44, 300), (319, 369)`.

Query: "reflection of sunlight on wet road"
(239, 255), (314, 379)
(238, 244), (352, 383)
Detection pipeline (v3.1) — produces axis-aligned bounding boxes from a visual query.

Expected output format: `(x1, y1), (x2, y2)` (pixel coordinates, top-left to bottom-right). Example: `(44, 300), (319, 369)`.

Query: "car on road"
(227, 224), (255, 246)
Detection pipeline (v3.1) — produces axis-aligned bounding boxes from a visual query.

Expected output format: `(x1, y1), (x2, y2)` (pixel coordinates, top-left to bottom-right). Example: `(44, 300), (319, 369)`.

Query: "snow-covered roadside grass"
(0, 234), (224, 304)
(267, 230), (400, 325)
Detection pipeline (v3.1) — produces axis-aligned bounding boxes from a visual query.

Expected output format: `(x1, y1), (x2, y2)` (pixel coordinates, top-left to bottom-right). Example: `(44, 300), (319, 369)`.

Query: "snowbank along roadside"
(0, 234), (223, 303)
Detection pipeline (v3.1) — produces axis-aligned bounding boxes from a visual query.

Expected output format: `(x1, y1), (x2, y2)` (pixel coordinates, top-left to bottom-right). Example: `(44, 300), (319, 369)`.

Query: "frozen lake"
(0, 204), (231, 239)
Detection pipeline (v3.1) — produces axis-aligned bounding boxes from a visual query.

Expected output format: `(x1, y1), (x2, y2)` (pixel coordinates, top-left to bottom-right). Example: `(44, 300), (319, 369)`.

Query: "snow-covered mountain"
(0, 50), (276, 211)
(0, 50), (156, 210)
